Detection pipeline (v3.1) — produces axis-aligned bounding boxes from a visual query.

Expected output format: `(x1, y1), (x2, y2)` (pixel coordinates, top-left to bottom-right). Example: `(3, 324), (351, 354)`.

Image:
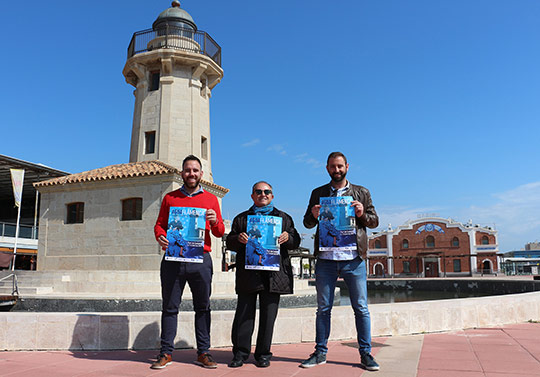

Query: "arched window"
(402, 239), (409, 249)
(374, 240), (381, 249)
(481, 235), (489, 245)
(452, 237), (459, 247)
(426, 235), (435, 248)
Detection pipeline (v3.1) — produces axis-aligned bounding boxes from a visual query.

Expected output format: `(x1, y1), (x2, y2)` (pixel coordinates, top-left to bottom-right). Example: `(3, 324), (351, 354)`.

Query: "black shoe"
(228, 357), (244, 368)
(255, 357), (270, 368)
(360, 353), (380, 371)
(300, 352), (326, 368)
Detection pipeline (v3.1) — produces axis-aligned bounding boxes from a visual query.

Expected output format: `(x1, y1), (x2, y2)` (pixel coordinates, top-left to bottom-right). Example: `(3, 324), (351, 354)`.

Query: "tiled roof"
(34, 160), (228, 192)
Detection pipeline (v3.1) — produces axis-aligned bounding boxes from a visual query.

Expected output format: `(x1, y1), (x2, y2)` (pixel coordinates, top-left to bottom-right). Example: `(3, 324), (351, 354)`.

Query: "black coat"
(226, 207), (301, 295)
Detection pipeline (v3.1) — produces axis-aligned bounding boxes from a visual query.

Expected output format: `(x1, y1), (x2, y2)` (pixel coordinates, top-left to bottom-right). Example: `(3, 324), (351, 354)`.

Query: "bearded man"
(152, 155), (224, 370)
(300, 152), (380, 372)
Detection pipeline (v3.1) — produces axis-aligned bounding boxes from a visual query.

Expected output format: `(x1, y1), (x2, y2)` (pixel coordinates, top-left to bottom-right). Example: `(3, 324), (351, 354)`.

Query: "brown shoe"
(195, 353), (218, 369)
(150, 353), (172, 369)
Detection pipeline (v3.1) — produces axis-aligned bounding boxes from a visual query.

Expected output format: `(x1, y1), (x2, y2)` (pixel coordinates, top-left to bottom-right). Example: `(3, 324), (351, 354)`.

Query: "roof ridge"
(33, 160), (229, 193)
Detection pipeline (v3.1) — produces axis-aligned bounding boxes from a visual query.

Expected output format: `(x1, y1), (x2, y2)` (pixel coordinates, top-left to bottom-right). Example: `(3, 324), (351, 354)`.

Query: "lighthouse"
(35, 2), (228, 273)
(123, 1), (223, 181)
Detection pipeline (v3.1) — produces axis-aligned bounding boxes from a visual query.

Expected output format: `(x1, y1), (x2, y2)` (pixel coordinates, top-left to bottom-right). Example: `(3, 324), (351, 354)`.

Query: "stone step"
(1, 270), (311, 296)
(0, 286), (53, 295)
(8, 287), (322, 313)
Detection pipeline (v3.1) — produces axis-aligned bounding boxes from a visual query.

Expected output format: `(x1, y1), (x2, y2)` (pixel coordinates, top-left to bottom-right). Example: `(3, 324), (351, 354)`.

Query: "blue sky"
(2, 1), (540, 251)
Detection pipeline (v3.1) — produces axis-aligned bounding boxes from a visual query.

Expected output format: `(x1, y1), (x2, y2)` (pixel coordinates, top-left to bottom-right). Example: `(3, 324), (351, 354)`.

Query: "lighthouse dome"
(152, 1), (197, 31)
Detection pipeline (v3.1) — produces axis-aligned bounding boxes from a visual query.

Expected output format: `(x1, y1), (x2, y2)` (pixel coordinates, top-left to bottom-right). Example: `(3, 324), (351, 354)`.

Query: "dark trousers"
(231, 290), (281, 361)
(159, 253), (213, 355)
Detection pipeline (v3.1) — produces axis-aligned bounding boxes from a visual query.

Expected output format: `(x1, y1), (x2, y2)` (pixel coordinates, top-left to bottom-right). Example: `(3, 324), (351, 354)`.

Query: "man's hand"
(278, 231), (289, 245)
(311, 204), (321, 219)
(238, 232), (249, 244)
(351, 200), (364, 217)
(157, 235), (169, 250)
(207, 209), (217, 226)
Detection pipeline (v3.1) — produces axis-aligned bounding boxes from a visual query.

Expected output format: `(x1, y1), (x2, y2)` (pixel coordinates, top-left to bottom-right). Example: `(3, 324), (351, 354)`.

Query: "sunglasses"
(254, 189), (272, 195)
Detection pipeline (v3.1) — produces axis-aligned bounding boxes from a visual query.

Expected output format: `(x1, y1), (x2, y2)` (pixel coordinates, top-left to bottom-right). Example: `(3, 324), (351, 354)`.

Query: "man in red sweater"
(151, 155), (225, 369)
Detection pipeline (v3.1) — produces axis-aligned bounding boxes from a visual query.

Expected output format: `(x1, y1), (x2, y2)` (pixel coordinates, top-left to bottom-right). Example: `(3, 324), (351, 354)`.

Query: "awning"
(0, 247), (37, 255)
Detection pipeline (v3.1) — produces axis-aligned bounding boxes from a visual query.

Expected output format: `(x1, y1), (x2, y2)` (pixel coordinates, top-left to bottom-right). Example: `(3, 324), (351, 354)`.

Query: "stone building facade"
(35, 161), (228, 272)
(367, 217), (499, 277)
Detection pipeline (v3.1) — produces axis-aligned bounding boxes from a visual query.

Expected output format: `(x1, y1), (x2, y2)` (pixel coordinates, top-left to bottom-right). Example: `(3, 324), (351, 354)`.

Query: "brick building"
(367, 217), (499, 277)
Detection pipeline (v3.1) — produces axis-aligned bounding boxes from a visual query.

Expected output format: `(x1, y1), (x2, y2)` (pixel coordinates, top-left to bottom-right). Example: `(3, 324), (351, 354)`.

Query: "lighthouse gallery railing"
(127, 26), (221, 67)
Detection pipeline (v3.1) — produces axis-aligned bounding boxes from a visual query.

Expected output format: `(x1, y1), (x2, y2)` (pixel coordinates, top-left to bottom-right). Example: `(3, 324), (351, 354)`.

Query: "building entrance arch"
(373, 262), (385, 277)
(482, 259), (493, 274)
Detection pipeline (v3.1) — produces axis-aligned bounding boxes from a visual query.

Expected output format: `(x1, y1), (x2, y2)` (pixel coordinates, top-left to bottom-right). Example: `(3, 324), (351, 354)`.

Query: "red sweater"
(154, 189), (225, 253)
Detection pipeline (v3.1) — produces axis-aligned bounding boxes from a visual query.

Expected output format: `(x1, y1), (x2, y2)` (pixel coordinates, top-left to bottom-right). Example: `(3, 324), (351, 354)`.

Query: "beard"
(183, 176), (201, 189)
(330, 171), (347, 183)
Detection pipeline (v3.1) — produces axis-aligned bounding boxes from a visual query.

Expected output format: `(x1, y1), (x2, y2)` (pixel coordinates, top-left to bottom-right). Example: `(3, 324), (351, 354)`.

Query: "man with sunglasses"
(300, 152), (380, 371)
(226, 181), (300, 368)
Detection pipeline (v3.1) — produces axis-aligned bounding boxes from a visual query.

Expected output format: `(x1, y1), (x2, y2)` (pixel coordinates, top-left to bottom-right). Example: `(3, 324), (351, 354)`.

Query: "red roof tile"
(34, 160), (228, 192)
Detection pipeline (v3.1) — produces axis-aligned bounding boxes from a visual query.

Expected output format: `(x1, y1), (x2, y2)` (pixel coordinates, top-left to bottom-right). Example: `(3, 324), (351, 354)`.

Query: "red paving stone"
(0, 340), (385, 377)
(418, 323), (540, 377)
(417, 371), (485, 377)
(1, 323), (540, 376)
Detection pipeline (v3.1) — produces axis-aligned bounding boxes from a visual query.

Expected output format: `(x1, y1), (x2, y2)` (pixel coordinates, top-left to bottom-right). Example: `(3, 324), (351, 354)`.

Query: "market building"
(367, 217), (499, 277)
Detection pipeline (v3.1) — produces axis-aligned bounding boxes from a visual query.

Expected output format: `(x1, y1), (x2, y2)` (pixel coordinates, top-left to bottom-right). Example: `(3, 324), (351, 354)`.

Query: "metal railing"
(0, 273), (19, 296)
(0, 222), (38, 239)
(127, 26), (221, 66)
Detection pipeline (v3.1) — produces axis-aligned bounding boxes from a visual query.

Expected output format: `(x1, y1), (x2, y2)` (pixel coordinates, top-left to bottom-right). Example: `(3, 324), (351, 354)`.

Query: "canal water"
(340, 289), (495, 306)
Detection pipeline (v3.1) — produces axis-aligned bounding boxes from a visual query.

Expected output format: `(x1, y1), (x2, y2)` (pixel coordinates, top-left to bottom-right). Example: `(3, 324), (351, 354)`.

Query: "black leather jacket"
(227, 207), (301, 294)
(303, 182), (379, 258)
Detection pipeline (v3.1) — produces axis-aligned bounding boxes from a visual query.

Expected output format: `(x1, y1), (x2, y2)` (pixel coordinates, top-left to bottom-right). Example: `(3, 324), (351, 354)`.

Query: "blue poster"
(245, 215), (282, 271)
(318, 196), (357, 252)
(165, 207), (206, 263)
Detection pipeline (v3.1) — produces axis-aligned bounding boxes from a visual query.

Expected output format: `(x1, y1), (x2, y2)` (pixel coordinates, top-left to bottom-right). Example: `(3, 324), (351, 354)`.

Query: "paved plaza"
(1, 322), (539, 376)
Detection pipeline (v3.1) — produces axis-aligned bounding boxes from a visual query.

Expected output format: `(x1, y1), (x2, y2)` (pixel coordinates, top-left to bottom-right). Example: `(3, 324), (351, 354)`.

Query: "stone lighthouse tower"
(123, 1), (223, 181)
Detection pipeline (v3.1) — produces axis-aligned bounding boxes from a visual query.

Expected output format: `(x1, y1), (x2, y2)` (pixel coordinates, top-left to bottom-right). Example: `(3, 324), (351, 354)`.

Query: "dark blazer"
(226, 207), (301, 294)
(303, 182), (379, 258)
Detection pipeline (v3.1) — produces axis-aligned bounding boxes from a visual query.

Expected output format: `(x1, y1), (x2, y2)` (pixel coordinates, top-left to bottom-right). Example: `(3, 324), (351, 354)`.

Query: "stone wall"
(36, 175), (225, 272)
(2, 291), (539, 351)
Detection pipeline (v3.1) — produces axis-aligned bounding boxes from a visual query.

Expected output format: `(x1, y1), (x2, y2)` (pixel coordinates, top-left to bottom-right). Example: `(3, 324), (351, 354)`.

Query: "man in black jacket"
(300, 152), (380, 371)
(226, 181), (301, 368)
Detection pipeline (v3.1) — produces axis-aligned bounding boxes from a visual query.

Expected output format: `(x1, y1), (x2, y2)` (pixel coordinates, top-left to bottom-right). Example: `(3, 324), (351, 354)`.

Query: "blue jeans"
(315, 256), (371, 355)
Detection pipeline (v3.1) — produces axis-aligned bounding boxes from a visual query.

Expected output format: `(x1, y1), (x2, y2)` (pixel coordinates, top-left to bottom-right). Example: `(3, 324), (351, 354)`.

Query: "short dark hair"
(327, 151), (347, 165)
(252, 181), (273, 193)
(182, 155), (202, 170)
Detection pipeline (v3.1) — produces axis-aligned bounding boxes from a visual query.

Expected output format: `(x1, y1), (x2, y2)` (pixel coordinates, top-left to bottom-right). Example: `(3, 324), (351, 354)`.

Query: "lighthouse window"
(145, 131), (156, 154)
(201, 136), (208, 160)
(149, 71), (160, 91)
